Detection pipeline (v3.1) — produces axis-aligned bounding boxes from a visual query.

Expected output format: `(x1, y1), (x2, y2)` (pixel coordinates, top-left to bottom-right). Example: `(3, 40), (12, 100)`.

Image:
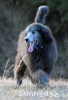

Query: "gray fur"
(14, 6), (58, 87)
(35, 6), (49, 24)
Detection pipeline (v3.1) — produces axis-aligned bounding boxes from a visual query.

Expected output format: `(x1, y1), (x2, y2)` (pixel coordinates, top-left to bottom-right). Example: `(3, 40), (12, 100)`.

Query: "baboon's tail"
(35, 6), (49, 24)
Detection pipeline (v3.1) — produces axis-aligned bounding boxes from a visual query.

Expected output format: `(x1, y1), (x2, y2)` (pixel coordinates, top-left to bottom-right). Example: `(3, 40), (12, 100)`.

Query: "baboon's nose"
(25, 38), (28, 42)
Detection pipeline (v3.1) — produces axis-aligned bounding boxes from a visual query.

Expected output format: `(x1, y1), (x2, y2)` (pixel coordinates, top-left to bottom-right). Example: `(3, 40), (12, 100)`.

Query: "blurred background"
(0, 0), (68, 79)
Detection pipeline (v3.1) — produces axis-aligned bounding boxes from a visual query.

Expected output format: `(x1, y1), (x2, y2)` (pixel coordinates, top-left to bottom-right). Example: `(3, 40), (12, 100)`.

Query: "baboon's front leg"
(31, 70), (49, 87)
(16, 60), (27, 85)
(14, 53), (27, 85)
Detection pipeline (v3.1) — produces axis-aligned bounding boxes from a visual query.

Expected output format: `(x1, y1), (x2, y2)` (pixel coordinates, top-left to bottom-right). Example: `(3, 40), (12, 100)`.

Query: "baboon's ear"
(40, 30), (53, 44)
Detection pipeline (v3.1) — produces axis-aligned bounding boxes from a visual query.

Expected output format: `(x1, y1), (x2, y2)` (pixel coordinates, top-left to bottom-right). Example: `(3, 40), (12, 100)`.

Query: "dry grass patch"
(0, 78), (68, 100)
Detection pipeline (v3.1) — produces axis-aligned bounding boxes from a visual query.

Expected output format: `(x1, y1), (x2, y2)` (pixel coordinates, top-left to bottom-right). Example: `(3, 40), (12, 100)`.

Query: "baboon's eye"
(32, 31), (36, 34)
(32, 31), (35, 34)
(24, 33), (27, 37)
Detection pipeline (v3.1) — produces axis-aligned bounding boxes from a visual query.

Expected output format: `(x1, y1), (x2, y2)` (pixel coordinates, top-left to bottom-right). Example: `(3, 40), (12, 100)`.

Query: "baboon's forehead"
(25, 26), (36, 32)
(25, 24), (41, 32)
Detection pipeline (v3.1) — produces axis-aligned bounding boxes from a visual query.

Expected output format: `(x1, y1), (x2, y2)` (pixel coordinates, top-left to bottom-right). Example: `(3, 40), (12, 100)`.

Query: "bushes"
(47, 0), (68, 23)
(0, 0), (68, 78)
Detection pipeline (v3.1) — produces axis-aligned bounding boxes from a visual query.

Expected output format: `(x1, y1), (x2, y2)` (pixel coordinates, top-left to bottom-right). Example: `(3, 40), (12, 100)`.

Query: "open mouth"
(28, 40), (38, 53)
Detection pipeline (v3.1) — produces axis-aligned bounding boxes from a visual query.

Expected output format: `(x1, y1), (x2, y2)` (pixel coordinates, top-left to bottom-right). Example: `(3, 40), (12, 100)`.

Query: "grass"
(0, 59), (67, 100)
(0, 77), (68, 100)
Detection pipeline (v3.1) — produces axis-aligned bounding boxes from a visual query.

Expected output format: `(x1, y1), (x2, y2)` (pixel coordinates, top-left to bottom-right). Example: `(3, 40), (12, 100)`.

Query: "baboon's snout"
(25, 37), (29, 42)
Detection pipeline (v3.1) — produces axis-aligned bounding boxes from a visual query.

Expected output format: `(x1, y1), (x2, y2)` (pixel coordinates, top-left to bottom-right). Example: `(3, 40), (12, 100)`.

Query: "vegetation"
(0, 0), (68, 78)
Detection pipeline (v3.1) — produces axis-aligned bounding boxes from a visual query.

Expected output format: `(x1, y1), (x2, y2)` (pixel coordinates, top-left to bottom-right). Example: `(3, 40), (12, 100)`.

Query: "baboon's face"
(25, 27), (41, 53)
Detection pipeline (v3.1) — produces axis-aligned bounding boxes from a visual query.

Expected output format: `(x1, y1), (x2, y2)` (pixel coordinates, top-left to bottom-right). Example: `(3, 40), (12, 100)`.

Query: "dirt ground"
(0, 77), (68, 100)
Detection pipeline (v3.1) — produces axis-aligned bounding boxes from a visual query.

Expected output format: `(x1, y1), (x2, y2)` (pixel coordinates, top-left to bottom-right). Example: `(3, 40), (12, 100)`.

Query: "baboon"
(14, 6), (58, 86)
